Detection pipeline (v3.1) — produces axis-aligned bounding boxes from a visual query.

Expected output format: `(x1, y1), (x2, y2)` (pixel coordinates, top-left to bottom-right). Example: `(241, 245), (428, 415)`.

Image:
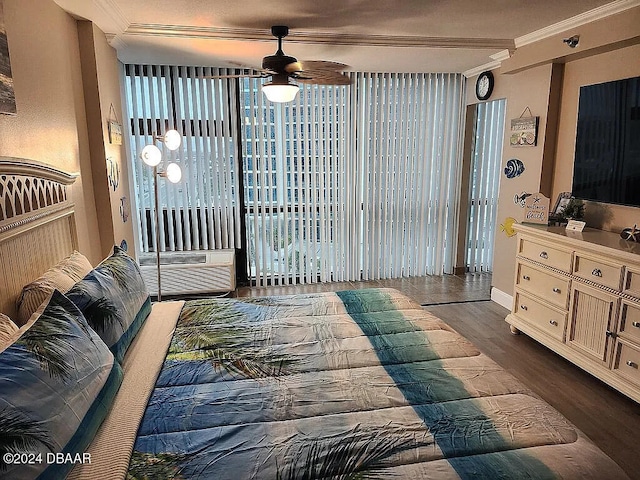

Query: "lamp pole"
(153, 166), (162, 302)
(139, 129), (182, 303)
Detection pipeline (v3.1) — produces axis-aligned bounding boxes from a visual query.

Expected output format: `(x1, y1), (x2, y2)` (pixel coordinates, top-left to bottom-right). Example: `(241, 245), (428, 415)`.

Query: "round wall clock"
(475, 71), (494, 101)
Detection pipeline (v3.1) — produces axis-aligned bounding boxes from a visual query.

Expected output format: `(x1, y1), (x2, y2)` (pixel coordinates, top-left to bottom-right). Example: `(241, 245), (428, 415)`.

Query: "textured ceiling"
(54, 0), (626, 74)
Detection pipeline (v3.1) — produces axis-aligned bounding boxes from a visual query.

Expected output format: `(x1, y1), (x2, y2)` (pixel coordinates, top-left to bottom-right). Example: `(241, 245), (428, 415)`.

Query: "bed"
(0, 158), (631, 479)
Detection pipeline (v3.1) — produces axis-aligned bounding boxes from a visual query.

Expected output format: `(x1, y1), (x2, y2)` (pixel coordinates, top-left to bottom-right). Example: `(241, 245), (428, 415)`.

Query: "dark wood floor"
(235, 272), (493, 305)
(233, 274), (640, 479)
(425, 300), (640, 479)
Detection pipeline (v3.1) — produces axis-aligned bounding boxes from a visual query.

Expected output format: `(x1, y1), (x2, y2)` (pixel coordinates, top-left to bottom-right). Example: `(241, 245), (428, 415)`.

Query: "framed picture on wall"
(0, 0), (16, 115)
(509, 116), (538, 147)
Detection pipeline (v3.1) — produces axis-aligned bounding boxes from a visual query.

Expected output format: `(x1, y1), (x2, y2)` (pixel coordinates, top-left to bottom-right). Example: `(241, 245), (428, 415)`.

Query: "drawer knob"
(632, 321), (640, 328)
(591, 268), (603, 277)
(539, 251), (548, 259)
(522, 275), (531, 281)
(626, 360), (639, 369)
(520, 305), (528, 311)
(606, 330), (617, 338)
(552, 287), (561, 293)
(549, 320), (558, 326)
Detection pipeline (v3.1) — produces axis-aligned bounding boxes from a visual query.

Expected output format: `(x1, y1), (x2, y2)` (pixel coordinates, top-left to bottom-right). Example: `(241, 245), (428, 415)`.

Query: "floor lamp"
(139, 130), (182, 301)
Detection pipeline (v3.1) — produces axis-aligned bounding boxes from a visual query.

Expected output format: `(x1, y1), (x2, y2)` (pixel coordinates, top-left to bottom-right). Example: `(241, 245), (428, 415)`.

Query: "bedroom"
(1, 0), (640, 478)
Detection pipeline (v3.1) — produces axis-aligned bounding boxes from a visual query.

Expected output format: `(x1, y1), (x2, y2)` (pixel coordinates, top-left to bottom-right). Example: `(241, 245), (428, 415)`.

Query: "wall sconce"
(139, 129), (182, 301)
(562, 35), (580, 48)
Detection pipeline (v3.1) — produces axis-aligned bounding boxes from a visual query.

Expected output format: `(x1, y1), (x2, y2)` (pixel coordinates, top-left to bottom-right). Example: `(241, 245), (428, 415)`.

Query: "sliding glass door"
(465, 98), (506, 272)
(241, 73), (465, 285)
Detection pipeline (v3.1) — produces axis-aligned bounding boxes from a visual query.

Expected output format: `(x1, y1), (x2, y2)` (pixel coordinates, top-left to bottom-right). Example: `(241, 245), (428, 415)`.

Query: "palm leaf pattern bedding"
(127, 288), (627, 480)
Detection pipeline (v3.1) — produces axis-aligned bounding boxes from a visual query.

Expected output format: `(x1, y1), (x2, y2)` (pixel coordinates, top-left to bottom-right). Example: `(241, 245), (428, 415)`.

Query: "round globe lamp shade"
(140, 144), (162, 167)
(165, 162), (182, 183)
(163, 129), (182, 151)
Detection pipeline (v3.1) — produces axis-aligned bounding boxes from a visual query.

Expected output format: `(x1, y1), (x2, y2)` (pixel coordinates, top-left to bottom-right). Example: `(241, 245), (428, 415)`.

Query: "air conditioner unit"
(139, 249), (235, 296)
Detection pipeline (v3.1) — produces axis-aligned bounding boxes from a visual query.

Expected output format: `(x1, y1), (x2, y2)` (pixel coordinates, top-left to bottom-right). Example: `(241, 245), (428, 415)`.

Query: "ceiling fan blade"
(288, 60), (349, 73)
(204, 73), (267, 79)
(296, 72), (352, 85)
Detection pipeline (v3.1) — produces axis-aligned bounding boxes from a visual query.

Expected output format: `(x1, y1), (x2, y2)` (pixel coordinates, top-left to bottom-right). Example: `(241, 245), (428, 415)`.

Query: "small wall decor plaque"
(510, 107), (538, 147)
(523, 193), (549, 224)
(107, 104), (123, 145)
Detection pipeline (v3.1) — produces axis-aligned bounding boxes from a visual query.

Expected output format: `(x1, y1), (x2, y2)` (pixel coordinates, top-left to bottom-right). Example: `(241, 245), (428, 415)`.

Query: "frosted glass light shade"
(163, 129), (182, 150)
(140, 144), (162, 167)
(262, 82), (299, 103)
(165, 162), (182, 183)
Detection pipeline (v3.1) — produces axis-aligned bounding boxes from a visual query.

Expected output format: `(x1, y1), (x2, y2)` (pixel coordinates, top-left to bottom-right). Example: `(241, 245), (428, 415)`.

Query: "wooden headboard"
(0, 157), (79, 320)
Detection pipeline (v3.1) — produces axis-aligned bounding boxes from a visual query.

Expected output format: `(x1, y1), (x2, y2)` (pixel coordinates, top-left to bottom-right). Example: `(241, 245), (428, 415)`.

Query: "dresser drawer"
(518, 238), (572, 273)
(613, 340), (640, 387)
(572, 253), (623, 290)
(618, 300), (640, 344)
(516, 262), (570, 309)
(514, 291), (567, 341)
(623, 267), (640, 299)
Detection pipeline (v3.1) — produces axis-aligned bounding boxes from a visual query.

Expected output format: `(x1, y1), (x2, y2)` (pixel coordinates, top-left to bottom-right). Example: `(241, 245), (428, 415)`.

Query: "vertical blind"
(123, 65), (242, 255)
(465, 98), (506, 272)
(355, 73), (466, 278)
(240, 80), (354, 285)
(123, 66), (467, 285)
(242, 73), (466, 285)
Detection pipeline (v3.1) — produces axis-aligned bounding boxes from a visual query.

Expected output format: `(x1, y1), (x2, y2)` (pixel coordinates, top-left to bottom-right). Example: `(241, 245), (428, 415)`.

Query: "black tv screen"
(572, 75), (640, 207)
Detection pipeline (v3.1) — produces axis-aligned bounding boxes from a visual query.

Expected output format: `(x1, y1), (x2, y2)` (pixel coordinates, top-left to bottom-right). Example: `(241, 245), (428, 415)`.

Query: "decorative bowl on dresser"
(506, 223), (640, 403)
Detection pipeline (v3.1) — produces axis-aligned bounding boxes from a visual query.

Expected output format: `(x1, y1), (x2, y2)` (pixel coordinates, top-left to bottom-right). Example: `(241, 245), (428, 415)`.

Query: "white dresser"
(506, 224), (640, 403)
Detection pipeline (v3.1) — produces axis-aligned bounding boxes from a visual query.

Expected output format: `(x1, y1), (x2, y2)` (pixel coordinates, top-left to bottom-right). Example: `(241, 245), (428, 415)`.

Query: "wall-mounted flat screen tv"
(572, 75), (640, 207)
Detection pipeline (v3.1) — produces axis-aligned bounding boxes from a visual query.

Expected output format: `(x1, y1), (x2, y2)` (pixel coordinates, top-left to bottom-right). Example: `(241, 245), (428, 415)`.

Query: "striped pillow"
(66, 246), (151, 363)
(16, 251), (93, 325)
(0, 290), (123, 480)
(0, 313), (19, 349)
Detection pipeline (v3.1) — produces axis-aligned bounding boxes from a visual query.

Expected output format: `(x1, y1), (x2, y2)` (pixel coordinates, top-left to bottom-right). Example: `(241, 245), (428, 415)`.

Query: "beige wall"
(467, 64), (556, 295)
(481, 7), (640, 300)
(77, 22), (134, 259)
(0, 0), (101, 263)
(553, 43), (640, 233)
(0, 0), (131, 265)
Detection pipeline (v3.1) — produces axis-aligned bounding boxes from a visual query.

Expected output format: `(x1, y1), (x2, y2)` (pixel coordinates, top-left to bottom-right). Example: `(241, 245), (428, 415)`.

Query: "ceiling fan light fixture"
(262, 77), (299, 103)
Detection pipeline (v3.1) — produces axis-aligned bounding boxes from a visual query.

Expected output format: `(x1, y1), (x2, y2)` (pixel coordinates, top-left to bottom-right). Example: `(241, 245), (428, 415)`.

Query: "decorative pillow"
(66, 245), (151, 363)
(16, 251), (93, 326)
(57, 250), (93, 282)
(0, 313), (19, 348)
(0, 290), (123, 480)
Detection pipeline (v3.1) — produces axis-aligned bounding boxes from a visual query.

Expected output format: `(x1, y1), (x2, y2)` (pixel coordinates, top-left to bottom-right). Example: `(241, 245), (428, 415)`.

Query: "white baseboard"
(491, 287), (513, 310)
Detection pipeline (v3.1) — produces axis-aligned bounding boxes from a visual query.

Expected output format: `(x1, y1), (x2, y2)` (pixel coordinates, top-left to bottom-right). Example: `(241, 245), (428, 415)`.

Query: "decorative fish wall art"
(504, 158), (525, 179)
(500, 217), (517, 237)
(514, 192), (531, 207)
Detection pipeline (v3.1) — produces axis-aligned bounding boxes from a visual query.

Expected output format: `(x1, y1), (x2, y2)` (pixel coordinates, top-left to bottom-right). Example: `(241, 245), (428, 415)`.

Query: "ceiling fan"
(214, 25), (351, 103)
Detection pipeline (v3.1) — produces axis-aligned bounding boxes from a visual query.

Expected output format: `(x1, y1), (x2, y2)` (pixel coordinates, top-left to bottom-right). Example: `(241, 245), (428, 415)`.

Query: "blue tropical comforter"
(126, 288), (628, 479)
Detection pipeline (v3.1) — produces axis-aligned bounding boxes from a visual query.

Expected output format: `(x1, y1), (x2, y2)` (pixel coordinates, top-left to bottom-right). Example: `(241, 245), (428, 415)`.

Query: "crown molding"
(515, 0), (640, 47)
(94, 0), (130, 34)
(463, 49), (511, 77)
(124, 23), (514, 50)
(463, 61), (502, 78)
(105, 33), (128, 50)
